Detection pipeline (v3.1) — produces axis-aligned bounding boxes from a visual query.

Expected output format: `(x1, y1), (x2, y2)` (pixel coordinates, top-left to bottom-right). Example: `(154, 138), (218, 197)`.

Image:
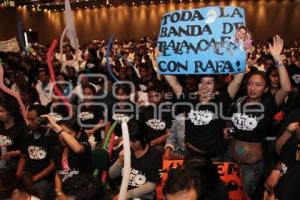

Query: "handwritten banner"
(157, 6), (247, 74)
(0, 37), (20, 53)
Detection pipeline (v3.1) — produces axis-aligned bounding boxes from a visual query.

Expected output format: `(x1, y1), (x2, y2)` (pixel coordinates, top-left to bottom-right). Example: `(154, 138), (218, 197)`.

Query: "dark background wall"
(0, 0), (300, 45)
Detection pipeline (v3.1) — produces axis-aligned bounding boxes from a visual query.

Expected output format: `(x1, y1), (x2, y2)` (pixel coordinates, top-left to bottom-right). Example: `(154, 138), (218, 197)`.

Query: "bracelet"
(55, 188), (63, 196)
(280, 163), (288, 175)
(56, 192), (63, 196)
(275, 63), (285, 68)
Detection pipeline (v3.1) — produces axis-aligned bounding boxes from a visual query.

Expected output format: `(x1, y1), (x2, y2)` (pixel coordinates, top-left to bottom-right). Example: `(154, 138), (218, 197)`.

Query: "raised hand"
(269, 35), (284, 63)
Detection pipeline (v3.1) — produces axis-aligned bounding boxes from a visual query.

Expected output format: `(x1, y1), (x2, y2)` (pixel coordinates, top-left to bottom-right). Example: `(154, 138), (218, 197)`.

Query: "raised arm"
(164, 75), (183, 98)
(227, 73), (245, 99)
(269, 35), (291, 106)
(43, 115), (85, 154)
(276, 122), (300, 155)
(153, 48), (183, 98)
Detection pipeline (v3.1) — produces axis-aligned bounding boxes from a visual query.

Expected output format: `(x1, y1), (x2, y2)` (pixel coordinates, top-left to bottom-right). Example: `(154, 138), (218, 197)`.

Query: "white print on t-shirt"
(122, 168), (147, 187)
(28, 146), (47, 160)
(146, 119), (166, 130)
(291, 74), (300, 84)
(0, 135), (12, 147)
(231, 113), (259, 131)
(79, 112), (94, 121)
(58, 169), (79, 182)
(112, 113), (130, 123)
(188, 109), (214, 126)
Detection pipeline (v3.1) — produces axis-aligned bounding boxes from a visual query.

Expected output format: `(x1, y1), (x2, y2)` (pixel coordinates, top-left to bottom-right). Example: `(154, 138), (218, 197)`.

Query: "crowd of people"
(0, 34), (299, 200)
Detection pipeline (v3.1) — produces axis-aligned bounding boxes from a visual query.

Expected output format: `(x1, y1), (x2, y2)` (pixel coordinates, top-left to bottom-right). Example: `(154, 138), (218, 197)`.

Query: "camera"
(38, 117), (49, 126)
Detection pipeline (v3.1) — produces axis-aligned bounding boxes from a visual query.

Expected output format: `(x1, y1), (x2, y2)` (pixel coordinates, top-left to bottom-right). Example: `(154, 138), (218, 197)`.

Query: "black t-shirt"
(231, 94), (277, 143)
(0, 123), (26, 152)
(135, 77), (160, 92)
(84, 59), (100, 75)
(46, 103), (69, 120)
(55, 131), (92, 182)
(287, 63), (300, 87)
(277, 108), (300, 168)
(95, 90), (117, 110)
(179, 89), (232, 154)
(21, 129), (61, 177)
(126, 147), (162, 190)
(77, 103), (105, 141)
(139, 105), (172, 141)
(108, 101), (138, 137)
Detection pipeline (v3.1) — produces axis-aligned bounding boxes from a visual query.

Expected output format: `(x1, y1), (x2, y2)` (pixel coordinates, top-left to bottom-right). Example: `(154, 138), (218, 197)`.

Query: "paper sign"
(157, 6), (247, 74)
(0, 37), (20, 53)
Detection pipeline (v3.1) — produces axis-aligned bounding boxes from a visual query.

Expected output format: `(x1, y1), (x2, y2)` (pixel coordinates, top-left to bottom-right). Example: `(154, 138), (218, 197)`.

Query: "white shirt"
(35, 80), (53, 106)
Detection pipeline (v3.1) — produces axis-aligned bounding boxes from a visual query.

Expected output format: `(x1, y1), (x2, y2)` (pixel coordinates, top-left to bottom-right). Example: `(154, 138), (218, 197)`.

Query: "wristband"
(274, 163), (288, 175)
(275, 63), (285, 68)
(55, 188), (63, 196)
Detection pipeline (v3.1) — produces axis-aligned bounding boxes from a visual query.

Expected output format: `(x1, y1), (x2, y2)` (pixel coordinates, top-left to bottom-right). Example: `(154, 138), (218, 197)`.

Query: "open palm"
(269, 35), (284, 62)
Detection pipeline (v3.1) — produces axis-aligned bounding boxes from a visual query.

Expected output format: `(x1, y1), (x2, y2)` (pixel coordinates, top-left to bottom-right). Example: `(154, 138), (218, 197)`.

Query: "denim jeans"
(224, 151), (264, 197)
(239, 160), (264, 197)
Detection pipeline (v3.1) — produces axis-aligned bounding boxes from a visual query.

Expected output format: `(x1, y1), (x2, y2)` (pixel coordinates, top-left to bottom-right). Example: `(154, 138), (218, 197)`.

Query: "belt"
(233, 158), (262, 165)
(186, 143), (219, 158)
